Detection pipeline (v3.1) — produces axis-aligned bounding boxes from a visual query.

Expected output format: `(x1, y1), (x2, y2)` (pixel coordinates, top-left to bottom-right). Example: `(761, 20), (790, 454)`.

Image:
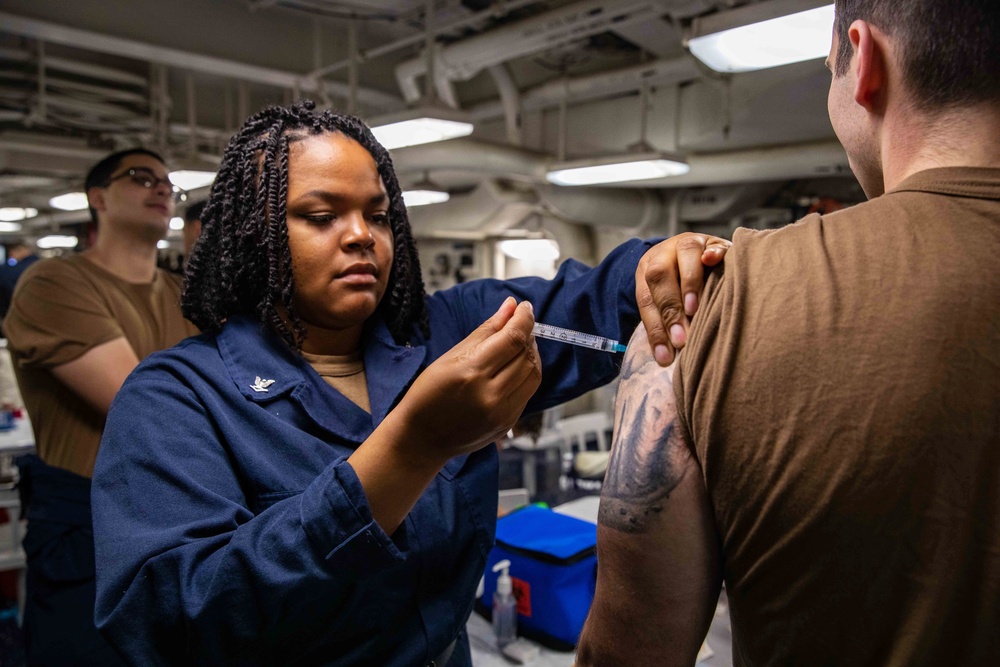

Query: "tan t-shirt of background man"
(4, 254), (198, 478)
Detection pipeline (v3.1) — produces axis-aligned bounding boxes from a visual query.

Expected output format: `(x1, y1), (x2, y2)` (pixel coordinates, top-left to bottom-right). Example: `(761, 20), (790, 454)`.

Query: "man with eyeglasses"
(4, 148), (198, 666)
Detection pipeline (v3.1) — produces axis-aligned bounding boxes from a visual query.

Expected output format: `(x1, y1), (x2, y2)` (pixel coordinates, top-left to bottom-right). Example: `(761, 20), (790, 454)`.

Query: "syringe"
(531, 322), (627, 354)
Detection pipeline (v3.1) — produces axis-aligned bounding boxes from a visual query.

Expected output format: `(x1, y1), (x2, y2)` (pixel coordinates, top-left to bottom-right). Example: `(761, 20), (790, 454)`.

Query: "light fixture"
(546, 151), (690, 186)
(37, 235), (79, 249)
(546, 72), (689, 187)
(48, 192), (89, 211)
(157, 240), (170, 249)
(169, 170), (216, 190)
(499, 239), (560, 262)
(0, 207), (38, 222)
(369, 106), (474, 150)
(686, 0), (834, 73)
(402, 171), (450, 207)
(402, 190), (450, 207)
(169, 217), (185, 231)
(0, 222), (23, 233)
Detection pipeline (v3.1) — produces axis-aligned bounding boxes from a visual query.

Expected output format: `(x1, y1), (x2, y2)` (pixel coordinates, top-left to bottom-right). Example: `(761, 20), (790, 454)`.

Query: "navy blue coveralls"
(92, 239), (654, 666)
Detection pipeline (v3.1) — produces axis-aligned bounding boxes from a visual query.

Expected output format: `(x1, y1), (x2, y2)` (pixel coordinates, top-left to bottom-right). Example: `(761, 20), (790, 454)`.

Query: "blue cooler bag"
(478, 504), (597, 650)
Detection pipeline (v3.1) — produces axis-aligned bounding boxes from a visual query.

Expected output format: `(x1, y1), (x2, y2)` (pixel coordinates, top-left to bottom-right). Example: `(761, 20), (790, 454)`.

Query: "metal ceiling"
(0, 0), (858, 244)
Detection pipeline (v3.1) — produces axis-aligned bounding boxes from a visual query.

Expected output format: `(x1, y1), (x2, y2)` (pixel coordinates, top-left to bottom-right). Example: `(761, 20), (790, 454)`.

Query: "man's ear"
(849, 20), (886, 112)
(87, 186), (105, 213)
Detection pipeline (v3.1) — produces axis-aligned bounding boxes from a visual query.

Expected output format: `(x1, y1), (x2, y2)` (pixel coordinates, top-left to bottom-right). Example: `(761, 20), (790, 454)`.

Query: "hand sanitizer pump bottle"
(491, 559), (517, 650)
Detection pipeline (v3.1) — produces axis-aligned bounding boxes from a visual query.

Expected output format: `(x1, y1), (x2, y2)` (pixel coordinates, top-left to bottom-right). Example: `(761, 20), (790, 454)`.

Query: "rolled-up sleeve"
(300, 457), (404, 565)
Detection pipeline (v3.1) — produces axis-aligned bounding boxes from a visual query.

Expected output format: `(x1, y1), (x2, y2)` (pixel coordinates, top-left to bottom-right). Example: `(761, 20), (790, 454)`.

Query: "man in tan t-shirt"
(4, 148), (197, 666)
(577, 1), (1000, 665)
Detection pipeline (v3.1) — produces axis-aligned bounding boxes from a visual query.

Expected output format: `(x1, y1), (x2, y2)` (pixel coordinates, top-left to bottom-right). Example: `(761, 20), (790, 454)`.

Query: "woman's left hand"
(636, 233), (732, 366)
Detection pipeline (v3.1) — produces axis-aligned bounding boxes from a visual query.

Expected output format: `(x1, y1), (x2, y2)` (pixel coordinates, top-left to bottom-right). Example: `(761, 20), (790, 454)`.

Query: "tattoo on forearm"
(599, 330), (690, 534)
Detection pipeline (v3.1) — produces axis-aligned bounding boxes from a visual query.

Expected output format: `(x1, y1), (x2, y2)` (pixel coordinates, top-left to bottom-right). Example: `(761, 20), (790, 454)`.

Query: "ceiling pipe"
(0, 144), (96, 180)
(44, 56), (149, 88)
(391, 139), (549, 182)
(391, 138), (849, 189)
(20, 209), (90, 230)
(432, 62), (462, 110)
(0, 135), (108, 160)
(622, 140), (851, 188)
(307, 0), (540, 80)
(0, 11), (403, 111)
(406, 179), (540, 239)
(0, 47), (148, 87)
(486, 64), (522, 146)
(15, 93), (141, 120)
(540, 185), (663, 229)
(44, 77), (148, 105)
(395, 0), (670, 104)
(471, 56), (701, 121)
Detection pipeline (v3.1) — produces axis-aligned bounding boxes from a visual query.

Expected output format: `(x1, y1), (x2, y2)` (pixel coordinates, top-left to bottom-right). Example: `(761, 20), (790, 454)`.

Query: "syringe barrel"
(531, 322), (623, 353)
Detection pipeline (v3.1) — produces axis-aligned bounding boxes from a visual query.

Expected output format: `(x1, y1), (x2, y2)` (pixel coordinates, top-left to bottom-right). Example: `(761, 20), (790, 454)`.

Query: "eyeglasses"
(102, 167), (188, 204)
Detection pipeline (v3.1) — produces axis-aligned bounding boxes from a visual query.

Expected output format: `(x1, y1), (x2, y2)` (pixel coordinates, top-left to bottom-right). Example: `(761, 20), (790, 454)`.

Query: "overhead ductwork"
(406, 179), (540, 239)
(0, 132), (108, 160)
(676, 183), (782, 223)
(395, 0), (670, 104)
(393, 138), (849, 189)
(391, 139), (549, 182)
(472, 56), (701, 120)
(0, 11), (403, 111)
(540, 185), (663, 229)
(19, 209), (91, 230)
(632, 141), (851, 188)
(487, 64), (523, 146)
(0, 46), (148, 87)
(396, 138), (849, 238)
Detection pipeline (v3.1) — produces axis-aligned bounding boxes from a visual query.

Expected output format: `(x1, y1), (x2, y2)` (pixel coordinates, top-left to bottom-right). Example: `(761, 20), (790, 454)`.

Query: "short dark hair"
(84, 148), (167, 225)
(834, 0), (1000, 111)
(182, 100), (428, 351)
(183, 200), (206, 224)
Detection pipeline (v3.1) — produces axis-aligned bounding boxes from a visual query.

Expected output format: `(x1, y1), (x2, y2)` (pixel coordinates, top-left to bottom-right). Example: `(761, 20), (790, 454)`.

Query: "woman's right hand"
(399, 296), (542, 463)
(351, 296), (540, 533)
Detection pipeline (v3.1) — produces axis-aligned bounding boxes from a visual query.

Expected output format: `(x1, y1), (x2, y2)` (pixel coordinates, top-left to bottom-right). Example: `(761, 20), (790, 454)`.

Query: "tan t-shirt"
(675, 168), (1000, 666)
(4, 254), (198, 478)
(301, 350), (370, 414)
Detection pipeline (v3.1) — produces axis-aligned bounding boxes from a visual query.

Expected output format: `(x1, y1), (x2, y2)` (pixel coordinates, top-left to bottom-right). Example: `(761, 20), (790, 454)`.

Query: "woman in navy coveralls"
(90, 101), (725, 666)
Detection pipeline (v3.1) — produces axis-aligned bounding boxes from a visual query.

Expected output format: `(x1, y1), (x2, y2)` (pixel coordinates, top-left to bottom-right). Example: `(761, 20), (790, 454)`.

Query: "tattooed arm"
(575, 324), (721, 667)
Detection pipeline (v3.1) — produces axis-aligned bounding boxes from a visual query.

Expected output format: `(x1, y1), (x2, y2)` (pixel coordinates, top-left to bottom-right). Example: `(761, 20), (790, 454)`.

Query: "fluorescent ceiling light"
(402, 190), (450, 207)
(0, 222), (23, 233)
(499, 239), (560, 262)
(169, 170), (216, 190)
(37, 235), (79, 249)
(49, 192), (89, 211)
(0, 207), (38, 222)
(369, 106), (474, 150)
(169, 217), (185, 230)
(546, 152), (690, 186)
(687, 1), (834, 73)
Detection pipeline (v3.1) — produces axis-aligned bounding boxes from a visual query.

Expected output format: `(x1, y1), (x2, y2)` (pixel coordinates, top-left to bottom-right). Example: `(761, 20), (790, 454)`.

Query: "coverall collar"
(218, 315), (427, 439)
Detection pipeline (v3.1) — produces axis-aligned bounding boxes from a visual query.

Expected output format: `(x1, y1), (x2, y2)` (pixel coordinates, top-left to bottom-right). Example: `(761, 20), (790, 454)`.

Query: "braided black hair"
(182, 100), (428, 349)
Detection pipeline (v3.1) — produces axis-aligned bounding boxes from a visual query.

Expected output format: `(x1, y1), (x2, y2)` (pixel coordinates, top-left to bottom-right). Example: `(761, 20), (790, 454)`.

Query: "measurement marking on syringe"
(531, 322), (627, 354)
